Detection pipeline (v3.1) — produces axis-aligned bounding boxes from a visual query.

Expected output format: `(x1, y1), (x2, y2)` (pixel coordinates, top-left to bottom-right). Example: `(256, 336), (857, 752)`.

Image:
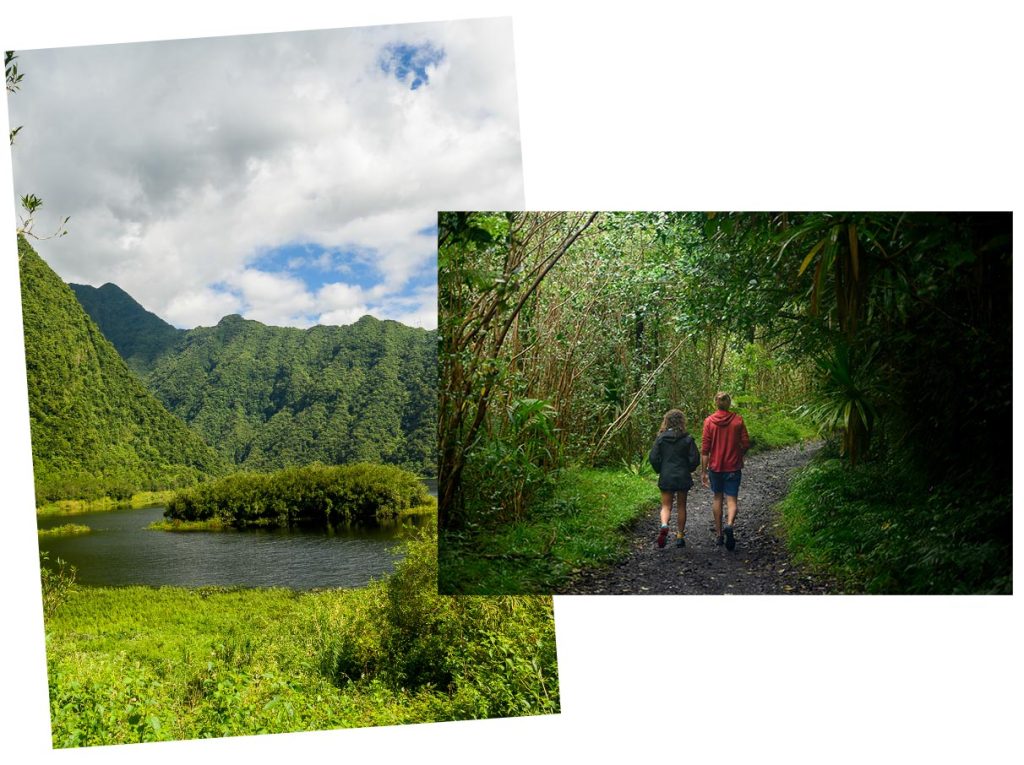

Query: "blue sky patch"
(252, 242), (382, 293)
(379, 42), (445, 90)
(405, 255), (438, 291)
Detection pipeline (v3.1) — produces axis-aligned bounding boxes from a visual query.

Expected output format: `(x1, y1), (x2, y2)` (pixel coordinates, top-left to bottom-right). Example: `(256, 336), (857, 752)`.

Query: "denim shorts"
(708, 469), (742, 497)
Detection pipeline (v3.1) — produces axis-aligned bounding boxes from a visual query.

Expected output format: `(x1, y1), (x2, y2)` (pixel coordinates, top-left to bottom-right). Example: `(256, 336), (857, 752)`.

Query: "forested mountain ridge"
(18, 237), (226, 503)
(72, 285), (438, 476)
(146, 313), (437, 475)
(69, 282), (183, 374)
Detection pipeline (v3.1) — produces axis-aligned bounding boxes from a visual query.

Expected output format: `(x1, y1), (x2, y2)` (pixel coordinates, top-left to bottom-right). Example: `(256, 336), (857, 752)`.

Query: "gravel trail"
(563, 443), (832, 595)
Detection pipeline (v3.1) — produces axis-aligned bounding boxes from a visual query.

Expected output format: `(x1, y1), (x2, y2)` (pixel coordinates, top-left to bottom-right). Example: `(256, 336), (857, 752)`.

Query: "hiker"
(701, 392), (750, 550)
(649, 408), (700, 548)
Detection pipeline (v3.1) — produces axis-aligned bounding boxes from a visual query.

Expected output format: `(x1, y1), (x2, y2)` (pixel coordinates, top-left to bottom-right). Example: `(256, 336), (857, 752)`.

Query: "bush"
(166, 462), (431, 528)
(780, 454), (1011, 594)
(40, 552), (77, 619)
(328, 527), (559, 718)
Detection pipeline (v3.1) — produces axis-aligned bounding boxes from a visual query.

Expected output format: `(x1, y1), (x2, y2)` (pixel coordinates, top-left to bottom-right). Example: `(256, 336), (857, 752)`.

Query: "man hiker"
(700, 392), (750, 551)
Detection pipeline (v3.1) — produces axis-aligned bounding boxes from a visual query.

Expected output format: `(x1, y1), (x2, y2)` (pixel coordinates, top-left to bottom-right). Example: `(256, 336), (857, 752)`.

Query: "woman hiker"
(648, 408), (700, 548)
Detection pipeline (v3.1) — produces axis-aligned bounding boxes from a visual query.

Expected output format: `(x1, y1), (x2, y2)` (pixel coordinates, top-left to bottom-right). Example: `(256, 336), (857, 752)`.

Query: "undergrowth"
(439, 468), (658, 594)
(779, 455), (1011, 594)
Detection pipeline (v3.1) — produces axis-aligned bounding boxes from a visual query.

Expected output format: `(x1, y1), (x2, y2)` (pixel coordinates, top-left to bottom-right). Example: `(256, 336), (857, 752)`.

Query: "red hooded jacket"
(701, 410), (750, 472)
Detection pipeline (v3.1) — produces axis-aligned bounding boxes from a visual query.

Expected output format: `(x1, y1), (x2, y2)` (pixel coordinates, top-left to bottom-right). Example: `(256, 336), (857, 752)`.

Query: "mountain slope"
(18, 237), (226, 503)
(145, 313), (438, 475)
(69, 282), (184, 374)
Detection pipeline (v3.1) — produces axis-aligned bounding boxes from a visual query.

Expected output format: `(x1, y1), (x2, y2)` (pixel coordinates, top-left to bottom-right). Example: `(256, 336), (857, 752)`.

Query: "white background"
(1, 2), (1020, 763)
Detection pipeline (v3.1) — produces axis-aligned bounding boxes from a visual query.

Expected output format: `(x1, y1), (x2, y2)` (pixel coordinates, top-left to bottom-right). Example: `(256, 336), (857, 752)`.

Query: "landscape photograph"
(438, 211), (1012, 596)
(7, 21), (558, 746)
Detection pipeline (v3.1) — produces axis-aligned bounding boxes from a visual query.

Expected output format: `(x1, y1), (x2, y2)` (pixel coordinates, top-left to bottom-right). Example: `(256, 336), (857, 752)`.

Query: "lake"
(37, 480), (437, 590)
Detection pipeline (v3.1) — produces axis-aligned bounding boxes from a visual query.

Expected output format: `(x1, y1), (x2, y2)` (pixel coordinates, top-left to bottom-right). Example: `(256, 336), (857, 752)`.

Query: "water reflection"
(38, 500), (433, 590)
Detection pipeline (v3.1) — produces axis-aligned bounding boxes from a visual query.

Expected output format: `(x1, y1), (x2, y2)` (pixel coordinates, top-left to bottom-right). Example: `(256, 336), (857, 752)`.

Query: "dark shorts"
(658, 476), (694, 493)
(708, 469), (741, 497)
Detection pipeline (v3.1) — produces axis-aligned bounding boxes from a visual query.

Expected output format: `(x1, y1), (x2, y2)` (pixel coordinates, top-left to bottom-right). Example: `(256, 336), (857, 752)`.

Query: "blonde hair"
(715, 392), (732, 410)
(659, 408), (687, 433)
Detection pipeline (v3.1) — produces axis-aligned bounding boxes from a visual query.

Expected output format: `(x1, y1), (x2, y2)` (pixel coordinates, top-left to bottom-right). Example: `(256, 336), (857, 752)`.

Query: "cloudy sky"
(7, 18), (523, 329)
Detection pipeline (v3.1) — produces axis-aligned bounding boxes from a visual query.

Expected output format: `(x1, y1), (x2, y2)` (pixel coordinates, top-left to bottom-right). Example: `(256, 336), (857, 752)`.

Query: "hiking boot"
(716, 533), (724, 546)
(675, 534), (686, 548)
(724, 525), (735, 551)
(656, 526), (669, 548)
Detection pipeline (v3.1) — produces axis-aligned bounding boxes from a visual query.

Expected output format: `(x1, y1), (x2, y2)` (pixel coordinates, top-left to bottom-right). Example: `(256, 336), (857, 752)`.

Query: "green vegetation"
(44, 534), (558, 746)
(438, 212), (1011, 594)
(733, 403), (818, 455)
(18, 237), (226, 505)
(38, 523), (91, 538)
(36, 490), (175, 516)
(780, 454), (1011, 594)
(72, 286), (437, 477)
(70, 282), (183, 375)
(40, 552), (77, 619)
(165, 463), (433, 528)
(441, 468), (657, 594)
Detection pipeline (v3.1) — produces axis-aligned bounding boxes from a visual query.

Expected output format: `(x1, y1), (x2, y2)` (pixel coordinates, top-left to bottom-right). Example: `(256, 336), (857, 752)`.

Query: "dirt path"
(562, 443), (832, 595)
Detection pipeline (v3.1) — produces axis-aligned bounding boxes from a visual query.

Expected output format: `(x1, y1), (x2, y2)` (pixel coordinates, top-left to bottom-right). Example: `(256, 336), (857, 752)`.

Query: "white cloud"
(9, 18), (522, 329)
(164, 287), (242, 328)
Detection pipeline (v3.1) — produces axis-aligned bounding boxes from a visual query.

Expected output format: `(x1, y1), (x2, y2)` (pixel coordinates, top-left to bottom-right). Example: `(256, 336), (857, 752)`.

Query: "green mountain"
(71, 283), (438, 476)
(69, 282), (183, 374)
(146, 314), (438, 476)
(18, 237), (226, 503)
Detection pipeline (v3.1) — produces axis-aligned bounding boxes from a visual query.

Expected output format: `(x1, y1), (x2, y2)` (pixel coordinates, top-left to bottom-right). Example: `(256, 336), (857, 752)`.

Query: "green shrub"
(328, 528), (559, 717)
(40, 552), (77, 619)
(166, 463), (431, 528)
(780, 455), (1011, 594)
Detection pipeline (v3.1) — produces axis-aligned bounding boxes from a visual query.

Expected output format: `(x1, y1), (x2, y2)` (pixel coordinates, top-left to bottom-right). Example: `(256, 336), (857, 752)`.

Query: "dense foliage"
(73, 287), (438, 476)
(43, 533), (558, 746)
(18, 237), (226, 503)
(438, 212), (1011, 594)
(780, 454), (1011, 594)
(165, 463), (433, 528)
(70, 282), (183, 374)
(439, 212), (814, 528)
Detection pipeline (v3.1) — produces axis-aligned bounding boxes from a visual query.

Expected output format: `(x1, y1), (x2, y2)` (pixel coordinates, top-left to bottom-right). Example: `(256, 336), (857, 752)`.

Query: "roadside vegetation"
(779, 449), (1011, 594)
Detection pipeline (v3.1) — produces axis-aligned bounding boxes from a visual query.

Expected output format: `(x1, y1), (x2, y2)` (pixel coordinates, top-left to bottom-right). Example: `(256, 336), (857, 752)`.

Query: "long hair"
(659, 408), (687, 434)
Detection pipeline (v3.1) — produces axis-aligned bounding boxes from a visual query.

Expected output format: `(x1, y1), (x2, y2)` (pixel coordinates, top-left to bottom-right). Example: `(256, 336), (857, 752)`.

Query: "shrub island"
(155, 463), (435, 531)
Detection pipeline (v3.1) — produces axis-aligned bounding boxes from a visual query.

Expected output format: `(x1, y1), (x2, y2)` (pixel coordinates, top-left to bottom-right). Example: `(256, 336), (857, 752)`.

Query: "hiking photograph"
(6, 21), (558, 747)
(437, 211), (1012, 596)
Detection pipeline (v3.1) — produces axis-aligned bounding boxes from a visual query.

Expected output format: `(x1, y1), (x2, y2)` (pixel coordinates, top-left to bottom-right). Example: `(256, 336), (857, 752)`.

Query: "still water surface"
(37, 479), (437, 590)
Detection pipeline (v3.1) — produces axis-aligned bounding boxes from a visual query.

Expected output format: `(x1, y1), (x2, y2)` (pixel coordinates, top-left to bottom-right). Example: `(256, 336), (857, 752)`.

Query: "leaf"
(798, 237), (827, 277)
(810, 254), (825, 315)
(848, 223), (859, 281)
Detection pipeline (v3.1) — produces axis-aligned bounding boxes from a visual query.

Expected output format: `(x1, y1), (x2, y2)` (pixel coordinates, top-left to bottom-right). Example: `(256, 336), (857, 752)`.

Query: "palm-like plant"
(798, 343), (884, 465)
